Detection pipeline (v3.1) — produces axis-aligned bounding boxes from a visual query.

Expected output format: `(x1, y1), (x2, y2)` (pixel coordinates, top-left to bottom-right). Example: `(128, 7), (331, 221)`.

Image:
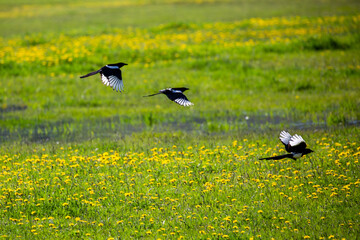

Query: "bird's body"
(144, 87), (194, 106)
(259, 131), (313, 160)
(80, 62), (127, 92)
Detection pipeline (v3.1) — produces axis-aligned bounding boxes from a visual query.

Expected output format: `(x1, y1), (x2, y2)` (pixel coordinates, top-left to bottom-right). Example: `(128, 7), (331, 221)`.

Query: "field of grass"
(1, 128), (359, 239)
(1, 0), (360, 239)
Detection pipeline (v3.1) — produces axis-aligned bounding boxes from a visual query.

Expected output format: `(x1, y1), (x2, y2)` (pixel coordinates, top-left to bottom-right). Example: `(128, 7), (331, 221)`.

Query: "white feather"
(120, 80), (124, 90)
(109, 76), (116, 87)
(101, 74), (109, 85)
(289, 134), (305, 147)
(279, 131), (292, 145)
(174, 98), (193, 106)
(104, 75), (123, 92)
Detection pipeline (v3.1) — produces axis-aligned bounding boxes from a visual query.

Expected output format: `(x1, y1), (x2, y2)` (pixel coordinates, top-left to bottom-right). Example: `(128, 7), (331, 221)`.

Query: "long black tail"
(143, 92), (161, 97)
(259, 154), (293, 160)
(80, 69), (101, 78)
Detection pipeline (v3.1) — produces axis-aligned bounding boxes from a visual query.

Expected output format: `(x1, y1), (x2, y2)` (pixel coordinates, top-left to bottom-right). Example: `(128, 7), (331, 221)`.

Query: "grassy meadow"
(1, 0), (360, 239)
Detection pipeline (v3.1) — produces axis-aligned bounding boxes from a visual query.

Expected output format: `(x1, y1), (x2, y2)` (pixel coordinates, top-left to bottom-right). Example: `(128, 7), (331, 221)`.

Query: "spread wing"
(288, 134), (307, 152)
(100, 67), (124, 92)
(164, 92), (193, 107)
(279, 131), (292, 145)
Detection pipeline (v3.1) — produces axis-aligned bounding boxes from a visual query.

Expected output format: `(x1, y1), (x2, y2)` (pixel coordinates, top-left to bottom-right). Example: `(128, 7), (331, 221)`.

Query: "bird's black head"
(109, 62), (128, 68)
(303, 148), (314, 155)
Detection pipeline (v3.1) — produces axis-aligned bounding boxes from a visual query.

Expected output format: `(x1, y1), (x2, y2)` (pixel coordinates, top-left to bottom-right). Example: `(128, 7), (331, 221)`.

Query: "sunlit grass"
(1, 13), (359, 142)
(1, 1), (360, 238)
(1, 15), (359, 66)
(1, 130), (359, 239)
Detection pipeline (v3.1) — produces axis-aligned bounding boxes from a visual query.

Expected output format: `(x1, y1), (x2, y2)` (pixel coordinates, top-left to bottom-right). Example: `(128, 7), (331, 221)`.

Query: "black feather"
(80, 69), (101, 78)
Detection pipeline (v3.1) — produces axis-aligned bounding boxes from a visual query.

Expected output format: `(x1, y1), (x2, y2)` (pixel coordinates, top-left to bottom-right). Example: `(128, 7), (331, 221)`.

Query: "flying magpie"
(80, 62), (127, 92)
(259, 131), (314, 160)
(143, 87), (194, 107)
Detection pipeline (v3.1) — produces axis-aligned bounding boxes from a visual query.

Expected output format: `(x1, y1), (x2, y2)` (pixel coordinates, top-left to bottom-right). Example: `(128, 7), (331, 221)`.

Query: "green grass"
(1, 0), (359, 37)
(1, 128), (359, 239)
(1, 17), (359, 142)
(0, 0), (360, 239)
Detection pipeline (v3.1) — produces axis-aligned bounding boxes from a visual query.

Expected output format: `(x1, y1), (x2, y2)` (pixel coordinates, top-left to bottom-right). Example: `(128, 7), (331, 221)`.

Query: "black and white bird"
(143, 87), (194, 107)
(80, 62), (127, 92)
(259, 131), (314, 160)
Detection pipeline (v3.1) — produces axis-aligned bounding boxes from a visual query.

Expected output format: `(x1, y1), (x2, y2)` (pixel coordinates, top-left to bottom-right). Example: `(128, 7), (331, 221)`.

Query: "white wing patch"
(106, 65), (120, 69)
(279, 131), (292, 145)
(172, 89), (182, 93)
(101, 73), (110, 86)
(289, 134), (305, 147)
(101, 74), (123, 92)
(174, 98), (194, 107)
